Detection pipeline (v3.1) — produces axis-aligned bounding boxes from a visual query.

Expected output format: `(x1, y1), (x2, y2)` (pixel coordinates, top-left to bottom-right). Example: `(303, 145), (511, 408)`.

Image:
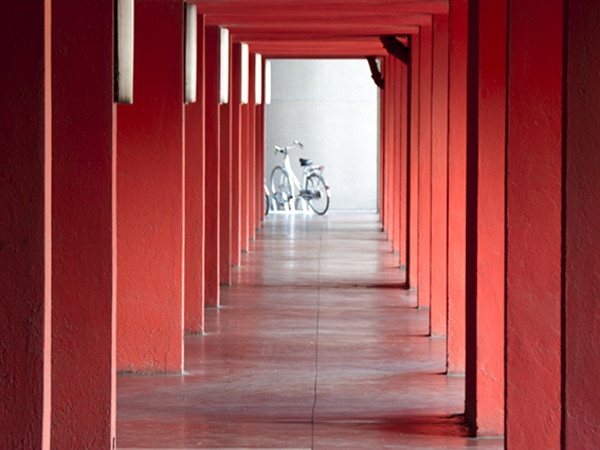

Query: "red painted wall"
(505, 0), (563, 446)
(429, 14), (449, 337)
(464, 0), (506, 436)
(446, 0), (468, 374)
(204, 26), (221, 306)
(51, 0), (115, 445)
(185, 14), (206, 334)
(563, 1), (600, 446)
(0, 2), (51, 447)
(117, 0), (185, 373)
(417, 23), (433, 309)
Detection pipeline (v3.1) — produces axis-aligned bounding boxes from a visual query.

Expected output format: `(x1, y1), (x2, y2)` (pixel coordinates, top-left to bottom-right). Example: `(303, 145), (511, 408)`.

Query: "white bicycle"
(270, 140), (330, 215)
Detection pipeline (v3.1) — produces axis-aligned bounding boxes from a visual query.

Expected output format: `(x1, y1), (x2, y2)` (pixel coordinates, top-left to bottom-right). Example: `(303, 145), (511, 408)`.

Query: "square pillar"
(430, 14), (450, 337)
(408, 34), (420, 289)
(51, 0), (116, 446)
(219, 100), (232, 285)
(417, 22), (433, 308)
(464, 0), (506, 436)
(185, 14), (206, 334)
(204, 25), (221, 306)
(446, 0), (468, 374)
(563, 1), (600, 446)
(231, 44), (243, 267)
(0, 2), (51, 447)
(117, 0), (185, 372)
(505, 0), (563, 446)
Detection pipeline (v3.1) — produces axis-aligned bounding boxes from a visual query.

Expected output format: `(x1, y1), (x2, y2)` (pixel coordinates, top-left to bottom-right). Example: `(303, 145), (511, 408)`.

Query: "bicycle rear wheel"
(270, 166), (292, 210)
(306, 174), (329, 215)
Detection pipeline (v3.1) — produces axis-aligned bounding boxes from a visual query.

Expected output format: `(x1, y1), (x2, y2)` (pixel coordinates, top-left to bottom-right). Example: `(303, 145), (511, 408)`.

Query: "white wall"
(265, 59), (379, 211)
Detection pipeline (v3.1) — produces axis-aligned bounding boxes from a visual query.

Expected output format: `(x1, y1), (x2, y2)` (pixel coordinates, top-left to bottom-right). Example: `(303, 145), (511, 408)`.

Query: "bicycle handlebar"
(273, 140), (303, 154)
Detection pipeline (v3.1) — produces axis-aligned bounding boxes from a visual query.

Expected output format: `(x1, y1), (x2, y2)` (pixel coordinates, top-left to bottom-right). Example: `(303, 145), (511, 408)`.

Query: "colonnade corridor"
(116, 213), (503, 449)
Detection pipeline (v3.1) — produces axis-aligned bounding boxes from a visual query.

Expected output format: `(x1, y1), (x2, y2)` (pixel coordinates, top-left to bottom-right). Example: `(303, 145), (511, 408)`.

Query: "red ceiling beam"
(193, 0), (448, 16)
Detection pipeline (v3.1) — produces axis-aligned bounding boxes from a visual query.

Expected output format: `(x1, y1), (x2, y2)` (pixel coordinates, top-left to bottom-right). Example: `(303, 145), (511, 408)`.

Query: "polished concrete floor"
(117, 212), (503, 449)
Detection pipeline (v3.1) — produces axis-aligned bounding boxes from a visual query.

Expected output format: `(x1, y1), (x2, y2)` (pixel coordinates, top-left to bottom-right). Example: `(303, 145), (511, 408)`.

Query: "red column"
(505, 0), (563, 446)
(51, 0), (116, 445)
(379, 60), (387, 228)
(399, 62), (409, 271)
(408, 34), (420, 289)
(256, 101), (266, 223)
(381, 58), (390, 233)
(446, 0), (468, 374)
(219, 98), (232, 285)
(417, 23), (433, 309)
(248, 54), (257, 237)
(204, 26), (221, 306)
(0, 2), (51, 447)
(248, 69), (257, 239)
(388, 58), (398, 247)
(563, 2), (600, 446)
(241, 105), (250, 251)
(117, 1), (185, 372)
(384, 57), (395, 238)
(231, 44), (243, 266)
(185, 14), (206, 334)
(464, 0), (506, 436)
(392, 58), (402, 254)
(429, 14), (449, 337)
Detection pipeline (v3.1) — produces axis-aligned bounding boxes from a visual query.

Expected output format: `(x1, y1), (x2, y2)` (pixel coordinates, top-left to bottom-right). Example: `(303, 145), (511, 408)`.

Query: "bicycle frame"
(271, 141), (329, 213)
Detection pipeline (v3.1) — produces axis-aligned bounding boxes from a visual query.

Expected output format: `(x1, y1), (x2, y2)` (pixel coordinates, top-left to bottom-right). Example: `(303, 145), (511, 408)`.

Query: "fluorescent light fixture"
(255, 54), (262, 105)
(220, 28), (230, 104)
(265, 60), (272, 105)
(115, 0), (134, 103)
(184, 3), (197, 104)
(241, 43), (249, 105)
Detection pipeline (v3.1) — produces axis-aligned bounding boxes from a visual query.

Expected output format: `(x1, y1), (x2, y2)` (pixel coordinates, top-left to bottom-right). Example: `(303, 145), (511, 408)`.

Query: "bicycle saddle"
(299, 158), (312, 166)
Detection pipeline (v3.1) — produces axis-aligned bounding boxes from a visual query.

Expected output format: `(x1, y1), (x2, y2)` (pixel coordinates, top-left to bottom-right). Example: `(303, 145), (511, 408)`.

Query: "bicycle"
(270, 140), (330, 215)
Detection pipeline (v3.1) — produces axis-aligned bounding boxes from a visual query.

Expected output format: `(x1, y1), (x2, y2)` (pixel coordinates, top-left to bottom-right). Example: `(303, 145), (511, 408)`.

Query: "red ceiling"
(193, 0), (448, 57)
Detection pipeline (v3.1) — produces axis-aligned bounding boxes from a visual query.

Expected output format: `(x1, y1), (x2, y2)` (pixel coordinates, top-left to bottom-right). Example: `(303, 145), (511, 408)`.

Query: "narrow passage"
(117, 213), (502, 449)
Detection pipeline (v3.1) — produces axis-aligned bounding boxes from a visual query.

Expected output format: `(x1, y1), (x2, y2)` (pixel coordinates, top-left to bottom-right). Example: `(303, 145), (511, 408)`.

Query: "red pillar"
(219, 98), (232, 285)
(408, 34), (420, 289)
(204, 26), (221, 306)
(248, 54), (257, 237)
(429, 14), (449, 337)
(117, 0), (185, 372)
(379, 60), (391, 231)
(256, 91), (266, 223)
(399, 62), (409, 271)
(0, 2), (51, 447)
(464, 0), (506, 436)
(185, 14), (206, 334)
(248, 63), (257, 240)
(505, 0), (563, 446)
(446, 0), (468, 374)
(563, 2), (600, 445)
(391, 58), (402, 254)
(231, 44), (243, 266)
(241, 105), (250, 251)
(417, 22), (433, 309)
(51, 0), (116, 445)
(381, 58), (391, 234)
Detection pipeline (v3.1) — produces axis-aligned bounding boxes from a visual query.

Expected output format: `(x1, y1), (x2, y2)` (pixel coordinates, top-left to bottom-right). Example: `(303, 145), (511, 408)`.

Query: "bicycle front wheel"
(270, 166), (292, 210)
(306, 174), (330, 215)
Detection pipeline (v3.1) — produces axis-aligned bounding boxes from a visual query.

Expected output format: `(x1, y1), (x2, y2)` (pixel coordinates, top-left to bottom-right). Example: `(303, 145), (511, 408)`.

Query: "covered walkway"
(117, 214), (501, 449)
